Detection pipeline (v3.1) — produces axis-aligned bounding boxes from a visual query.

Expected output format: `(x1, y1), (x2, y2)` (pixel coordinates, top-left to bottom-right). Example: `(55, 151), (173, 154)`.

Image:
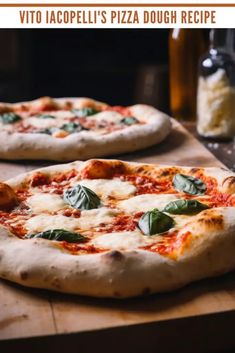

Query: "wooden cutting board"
(1, 120), (235, 353)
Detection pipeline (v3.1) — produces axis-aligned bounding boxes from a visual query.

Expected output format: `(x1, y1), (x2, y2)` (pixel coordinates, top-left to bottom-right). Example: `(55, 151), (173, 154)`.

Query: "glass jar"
(197, 29), (235, 139)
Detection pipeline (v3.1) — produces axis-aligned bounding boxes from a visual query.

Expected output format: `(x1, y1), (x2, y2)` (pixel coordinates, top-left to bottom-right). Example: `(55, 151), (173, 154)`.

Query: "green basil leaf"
(0, 112), (21, 124)
(38, 127), (59, 135)
(120, 116), (139, 125)
(61, 122), (87, 133)
(173, 174), (206, 195)
(64, 185), (101, 210)
(36, 114), (56, 119)
(138, 209), (174, 235)
(163, 199), (209, 215)
(26, 229), (85, 243)
(72, 108), (99, 117)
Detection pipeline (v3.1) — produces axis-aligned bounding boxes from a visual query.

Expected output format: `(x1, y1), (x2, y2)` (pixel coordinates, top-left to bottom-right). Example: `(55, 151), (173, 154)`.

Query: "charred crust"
(81, 160), (128, 179)
(222, 176), (235, 193)
(190, 168), (201, 174)
(133, 165), (153, 176)
(135, 166), (145, 173)
(0, 103), (11, 113)
(158, 167), (180, 178)
(159, 170), (170, 177)
(20, 271), (28, 281)
(197, 212), (224, 230)
(52, 278), (61, 289)
(0, 182), (18, 211)
(104, 250), (124, 261)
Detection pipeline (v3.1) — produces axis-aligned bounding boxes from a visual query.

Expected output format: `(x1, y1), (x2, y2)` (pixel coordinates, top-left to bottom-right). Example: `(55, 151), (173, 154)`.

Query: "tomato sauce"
(1, 167), (234, 257)
(105, 106), (132, 116)
(116, 174), (175, 194)
(0, 210), (28, 238)
(15, 188), (32, 202)
(98, 213), (142, 233)
(61, 242), (104, 255)
(30, 172), (49, 187)
(51, 169), (78, 183)
(29, 169), (78, 194)
(142, 231), (191, 258)
(16, 123), (36, 133)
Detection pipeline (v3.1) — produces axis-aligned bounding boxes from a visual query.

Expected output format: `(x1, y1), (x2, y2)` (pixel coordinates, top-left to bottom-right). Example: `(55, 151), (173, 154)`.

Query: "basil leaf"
(0, 112), (21, 124)
(64, 185), (101, 210)
(72, 108), (99, 117)
(138, 209), (174, 235)
(163, 199), (209, 215)
(120, 116), (139, 125)
(173, 174), (206, 195)
(61, 122), (87, 133)
(26, 229), (85, 243)
(36, 114), (56, 119)
(38, 127), (59, 135)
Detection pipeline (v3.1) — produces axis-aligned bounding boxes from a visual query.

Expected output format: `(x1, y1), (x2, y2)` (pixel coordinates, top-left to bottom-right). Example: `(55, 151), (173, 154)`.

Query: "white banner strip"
(0, 5), (234, 28)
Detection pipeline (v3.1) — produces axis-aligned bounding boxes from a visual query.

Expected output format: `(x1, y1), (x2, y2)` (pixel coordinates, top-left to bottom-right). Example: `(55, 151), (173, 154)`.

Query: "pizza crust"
(0, 207), (235, 298)
(0, 98), (171, 161)
(1, 159), (235, 298)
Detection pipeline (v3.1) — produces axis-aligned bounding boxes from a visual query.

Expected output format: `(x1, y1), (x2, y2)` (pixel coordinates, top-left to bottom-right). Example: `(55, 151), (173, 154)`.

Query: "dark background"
(0, 29), (170, 111)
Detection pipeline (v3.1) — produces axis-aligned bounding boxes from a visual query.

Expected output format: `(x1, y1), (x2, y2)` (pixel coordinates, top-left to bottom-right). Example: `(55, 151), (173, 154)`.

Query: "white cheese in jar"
(197, 69), (235, 138)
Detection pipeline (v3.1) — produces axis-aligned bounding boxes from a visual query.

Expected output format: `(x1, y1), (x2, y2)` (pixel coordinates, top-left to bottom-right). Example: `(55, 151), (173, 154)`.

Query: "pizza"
(0, 159), (235, 298)
(0, 96), (171, 161)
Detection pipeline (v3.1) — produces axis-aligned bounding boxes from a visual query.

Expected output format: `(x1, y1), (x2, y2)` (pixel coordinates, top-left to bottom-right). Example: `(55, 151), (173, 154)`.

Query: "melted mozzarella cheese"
(78, 207), (119, 230)
(76, 178), (137, 199)
(118, 194), (180, 213)
(171, 214), (192, 230)
(92, 111), (123, 123)
(25, 207), (119, 234)
(27, 117), (57, 129)
(26, 193), (66, 213)
(92, 231), (153, 250)
(25, 214), (81, 234)
(27, 111), (75, 129)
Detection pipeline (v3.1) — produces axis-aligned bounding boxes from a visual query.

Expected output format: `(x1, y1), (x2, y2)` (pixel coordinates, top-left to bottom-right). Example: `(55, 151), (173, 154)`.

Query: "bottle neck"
(210, 29), (234, 54)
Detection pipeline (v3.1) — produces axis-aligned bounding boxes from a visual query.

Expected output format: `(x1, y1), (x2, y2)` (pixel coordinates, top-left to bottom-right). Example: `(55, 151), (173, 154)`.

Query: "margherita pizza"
(0, 159), (235, 298)
(0, 97), (171, 161)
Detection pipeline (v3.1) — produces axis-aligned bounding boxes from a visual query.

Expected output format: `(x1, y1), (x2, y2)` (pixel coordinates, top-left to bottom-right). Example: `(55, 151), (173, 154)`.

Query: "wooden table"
(184, 122), (235, 172)
(1, 120), (235, 353)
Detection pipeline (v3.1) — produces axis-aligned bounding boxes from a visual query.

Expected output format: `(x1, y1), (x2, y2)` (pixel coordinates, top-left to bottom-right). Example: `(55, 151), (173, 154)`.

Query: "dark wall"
(0, 29), (169, 108)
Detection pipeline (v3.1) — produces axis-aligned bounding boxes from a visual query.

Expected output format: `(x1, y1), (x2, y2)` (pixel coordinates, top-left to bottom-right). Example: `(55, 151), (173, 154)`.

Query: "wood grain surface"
(1, 120), (235, 353)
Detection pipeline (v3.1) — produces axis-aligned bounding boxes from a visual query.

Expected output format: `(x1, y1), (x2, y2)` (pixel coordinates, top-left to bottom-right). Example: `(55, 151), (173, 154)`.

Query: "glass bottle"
(197, 29), (235, 139)
(169, 29), (208, 121)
